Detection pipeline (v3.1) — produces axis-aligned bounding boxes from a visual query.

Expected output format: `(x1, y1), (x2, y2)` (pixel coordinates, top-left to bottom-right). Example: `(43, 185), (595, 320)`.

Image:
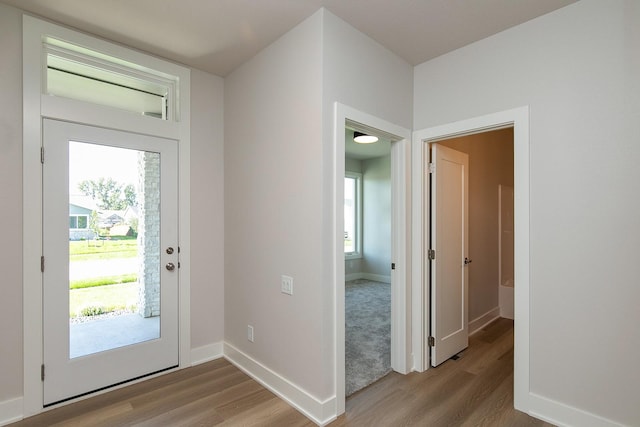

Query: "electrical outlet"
(281, 275), (293, 295)
(247, 325), (254, 342)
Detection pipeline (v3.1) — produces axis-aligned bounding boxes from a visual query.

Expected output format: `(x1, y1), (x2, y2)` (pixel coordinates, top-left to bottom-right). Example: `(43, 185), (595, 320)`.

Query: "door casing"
(411, 106), (530, 413)
(334, 103), (412, 416)
(22, 16), (191, 416)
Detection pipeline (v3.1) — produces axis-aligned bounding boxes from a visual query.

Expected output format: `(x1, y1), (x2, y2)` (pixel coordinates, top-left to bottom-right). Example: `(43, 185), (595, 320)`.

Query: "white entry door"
(43, 119), (179, 405)
(430, 143), (469, 367)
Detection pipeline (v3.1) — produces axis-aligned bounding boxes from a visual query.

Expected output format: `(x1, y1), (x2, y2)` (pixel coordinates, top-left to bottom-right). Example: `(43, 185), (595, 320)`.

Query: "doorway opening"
(412, 106), (530, 413)
(344, 126), (393, 396)
(429, 128), (514, 369)
(334, 103), (412, 416)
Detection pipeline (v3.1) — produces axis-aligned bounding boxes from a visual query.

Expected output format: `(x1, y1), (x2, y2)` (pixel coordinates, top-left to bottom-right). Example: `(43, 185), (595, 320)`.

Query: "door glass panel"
(69, 141), (160, 358)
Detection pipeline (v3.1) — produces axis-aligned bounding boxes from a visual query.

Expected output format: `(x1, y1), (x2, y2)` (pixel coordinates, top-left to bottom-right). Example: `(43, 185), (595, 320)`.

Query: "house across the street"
(68, 196), (137, 240)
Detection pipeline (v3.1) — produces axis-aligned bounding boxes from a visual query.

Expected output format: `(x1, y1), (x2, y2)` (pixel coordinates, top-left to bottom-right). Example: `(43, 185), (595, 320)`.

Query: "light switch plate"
(281, 275), (293, 295)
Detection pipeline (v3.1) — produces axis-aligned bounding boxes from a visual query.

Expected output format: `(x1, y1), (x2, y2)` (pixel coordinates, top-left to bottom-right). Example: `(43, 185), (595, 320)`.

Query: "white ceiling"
(1, 0), (577, 77)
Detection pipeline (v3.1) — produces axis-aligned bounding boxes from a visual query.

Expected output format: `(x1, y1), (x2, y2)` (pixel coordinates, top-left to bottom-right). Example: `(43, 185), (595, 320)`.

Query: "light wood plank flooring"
(332, 318), (554, 426)
(10, 318), (553, 426)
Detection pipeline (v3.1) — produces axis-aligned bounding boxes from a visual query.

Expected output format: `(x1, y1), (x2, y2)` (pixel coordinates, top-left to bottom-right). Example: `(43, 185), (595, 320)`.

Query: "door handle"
(464, 257), (472, 265)
(166, 262), (176, 271)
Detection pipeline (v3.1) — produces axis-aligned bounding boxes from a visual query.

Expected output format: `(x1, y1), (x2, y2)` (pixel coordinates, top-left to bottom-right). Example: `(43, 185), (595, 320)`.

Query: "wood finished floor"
(10, 318), (553, 427)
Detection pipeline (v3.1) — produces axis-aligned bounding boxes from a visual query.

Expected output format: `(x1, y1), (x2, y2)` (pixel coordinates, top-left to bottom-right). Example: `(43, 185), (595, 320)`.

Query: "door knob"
(166, 247), (174, 255)
(166, 262), (175, 271)
(464, 257), (472, 265)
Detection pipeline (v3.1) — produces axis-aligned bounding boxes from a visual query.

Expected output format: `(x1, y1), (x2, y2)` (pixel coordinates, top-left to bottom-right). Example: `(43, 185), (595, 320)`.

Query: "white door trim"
(411, 106), (530, 413)
(22, 15), (191, 417)
(333, 102), (411, 416)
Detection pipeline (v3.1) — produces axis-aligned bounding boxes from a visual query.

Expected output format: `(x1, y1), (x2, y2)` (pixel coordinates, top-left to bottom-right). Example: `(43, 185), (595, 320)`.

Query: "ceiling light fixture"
(353, 131), (379, 144)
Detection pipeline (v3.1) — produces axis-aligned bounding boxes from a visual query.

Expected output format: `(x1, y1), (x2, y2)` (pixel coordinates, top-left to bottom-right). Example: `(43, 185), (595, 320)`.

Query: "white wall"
(414, 1), (640, 424)
(224, 9), (326, 400)
(322, 12), (413, 131)
(0, 3), (226, 418)
(362, 154), (391, 279)
(190, 69), (225, 349)
(224, 8), (412, 417)
(345, 157), (362, 173)
(0, 2), (24, 404)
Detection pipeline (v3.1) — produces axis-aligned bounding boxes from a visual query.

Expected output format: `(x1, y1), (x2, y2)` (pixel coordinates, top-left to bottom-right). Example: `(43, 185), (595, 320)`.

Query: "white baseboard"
(0, 396), (23, 426)
(362, 273), (391, 283)
(190, 341), (224, 366)
(469, 307), (501, 336)
(223, 343), (336, 426)
(345, 273), (391, 284)
(345, 272), (362, 281)
(528, 392), (624, 427)
(499, 285), (514, 320)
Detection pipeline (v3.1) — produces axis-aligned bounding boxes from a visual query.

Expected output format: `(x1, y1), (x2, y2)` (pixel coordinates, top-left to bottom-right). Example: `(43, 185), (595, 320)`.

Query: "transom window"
(44, 38), (176, 120)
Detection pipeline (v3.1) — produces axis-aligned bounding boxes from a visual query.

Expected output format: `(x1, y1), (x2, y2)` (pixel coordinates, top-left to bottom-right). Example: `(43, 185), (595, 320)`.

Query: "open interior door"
(430, 143), (469, 367)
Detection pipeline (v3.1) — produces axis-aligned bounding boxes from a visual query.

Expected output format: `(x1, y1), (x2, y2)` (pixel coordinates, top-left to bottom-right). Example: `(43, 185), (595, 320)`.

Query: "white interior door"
(43, 119), (179, 405)
(430, 143), (469, 367)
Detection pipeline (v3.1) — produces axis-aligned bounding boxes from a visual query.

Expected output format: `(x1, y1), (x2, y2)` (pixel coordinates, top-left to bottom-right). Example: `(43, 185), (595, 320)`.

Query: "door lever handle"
(464, 257), (472, 265)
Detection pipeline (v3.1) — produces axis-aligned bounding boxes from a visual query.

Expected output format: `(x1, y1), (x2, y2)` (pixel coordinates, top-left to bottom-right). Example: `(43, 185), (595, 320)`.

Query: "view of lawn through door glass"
(69, 141), (160, 358)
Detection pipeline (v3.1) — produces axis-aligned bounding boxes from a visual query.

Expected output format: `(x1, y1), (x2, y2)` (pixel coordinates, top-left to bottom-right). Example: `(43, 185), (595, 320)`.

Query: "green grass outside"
(70, 238), (138, 262)
(68, 238), (140, 315)
(70, 274), (137, 289)
(70, 282), (138, 317)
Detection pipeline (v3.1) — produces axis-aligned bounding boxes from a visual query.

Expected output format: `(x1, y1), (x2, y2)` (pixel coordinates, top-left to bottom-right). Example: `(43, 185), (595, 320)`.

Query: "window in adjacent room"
(344, 172), (362, 259)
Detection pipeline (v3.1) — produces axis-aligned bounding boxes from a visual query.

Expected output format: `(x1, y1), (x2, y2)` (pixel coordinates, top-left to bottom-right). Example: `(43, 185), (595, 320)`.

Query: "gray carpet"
(345, 279), (391, 396)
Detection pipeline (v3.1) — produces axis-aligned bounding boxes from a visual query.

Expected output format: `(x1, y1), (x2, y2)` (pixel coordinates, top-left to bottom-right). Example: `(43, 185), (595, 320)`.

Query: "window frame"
(69, 214), (89, 230)
(344, 171), (363, 260)
(44, 42), (175, 120)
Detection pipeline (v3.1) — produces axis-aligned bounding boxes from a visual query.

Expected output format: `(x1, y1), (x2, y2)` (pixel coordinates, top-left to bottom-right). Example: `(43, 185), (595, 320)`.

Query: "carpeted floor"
(345, 279), (391, 396)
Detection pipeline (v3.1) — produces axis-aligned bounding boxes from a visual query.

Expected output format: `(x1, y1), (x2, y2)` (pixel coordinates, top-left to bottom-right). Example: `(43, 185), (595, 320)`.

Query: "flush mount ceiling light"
(353, 131), (379, 144)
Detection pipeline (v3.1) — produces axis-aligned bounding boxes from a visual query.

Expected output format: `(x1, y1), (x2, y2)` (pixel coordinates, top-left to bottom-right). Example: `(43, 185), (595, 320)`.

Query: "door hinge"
(428, 162), (435, 174)
(428, 336), (435, 347)
(41, 364), (45, 381)
(391, 262), (395, 270)
(428, 249), (435, 260)
(41, 256), (45, 272)
(40, 147), (44, 164)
